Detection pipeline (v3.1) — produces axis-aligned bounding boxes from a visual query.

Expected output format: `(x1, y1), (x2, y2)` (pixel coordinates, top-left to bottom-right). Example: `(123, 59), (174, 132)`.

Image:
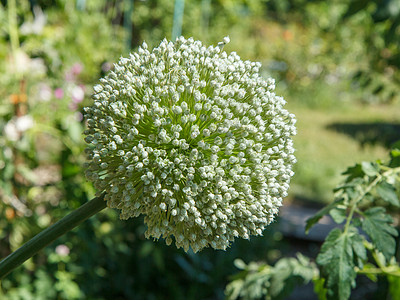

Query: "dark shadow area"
(326, 122), (400, 148)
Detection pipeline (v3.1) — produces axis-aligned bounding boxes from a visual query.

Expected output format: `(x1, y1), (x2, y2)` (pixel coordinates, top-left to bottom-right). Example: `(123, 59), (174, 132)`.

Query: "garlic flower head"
(83, 37), (296, 252)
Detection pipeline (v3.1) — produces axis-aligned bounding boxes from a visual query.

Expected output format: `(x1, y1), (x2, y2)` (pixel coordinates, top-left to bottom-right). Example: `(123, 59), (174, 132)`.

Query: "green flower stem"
(343, 174), (382, 235)
(355, 266), (400, 277)
(0, 193), (107, 279)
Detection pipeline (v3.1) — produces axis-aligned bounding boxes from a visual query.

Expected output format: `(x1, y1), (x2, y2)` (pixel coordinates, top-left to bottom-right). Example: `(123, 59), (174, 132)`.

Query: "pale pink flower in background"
(71, 85), (85, 103)
(38, 83), (52, 102)
(101, 62), (112, 73)
(65, 63), (83, 81)
(68, 102), (77, 111)
(54, 88), (64, 99)
(55, 244), (70, 256)
(71, 63), (83, 76)
(75, 112), (83, 121)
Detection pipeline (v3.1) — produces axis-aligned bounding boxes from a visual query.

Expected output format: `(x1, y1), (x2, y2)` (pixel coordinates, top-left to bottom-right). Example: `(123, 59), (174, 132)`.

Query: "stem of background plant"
(171, 0), (185, 40)
(0, 193), (107, 280)
(123, 0), (134, 51)
(343, 173), (383, 235)
(343, 166), (400, 235)
(8, 0), (20, 64)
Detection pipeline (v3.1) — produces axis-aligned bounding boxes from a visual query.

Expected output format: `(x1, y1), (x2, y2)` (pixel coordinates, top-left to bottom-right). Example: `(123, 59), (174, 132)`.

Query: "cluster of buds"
(83, 37), (296, 252)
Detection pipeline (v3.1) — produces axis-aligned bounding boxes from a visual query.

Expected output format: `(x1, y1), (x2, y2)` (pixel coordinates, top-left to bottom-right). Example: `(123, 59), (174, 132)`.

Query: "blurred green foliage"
(0, 0), (399, 299)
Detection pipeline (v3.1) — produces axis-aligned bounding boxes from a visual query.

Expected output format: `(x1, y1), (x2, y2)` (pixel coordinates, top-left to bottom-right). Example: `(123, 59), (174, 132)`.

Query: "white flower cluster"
(84, 37), (296, 252)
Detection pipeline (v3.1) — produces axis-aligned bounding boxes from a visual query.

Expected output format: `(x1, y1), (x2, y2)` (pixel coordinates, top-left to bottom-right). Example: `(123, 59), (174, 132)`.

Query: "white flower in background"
(55, 244), (70, 256)
(38, 83), (52, 102)
(16, 115), (34, 132)
(4, 122), (19, 142)
(20, 5), (47, 35)
(71, 85), (85, 103)
(84, 37), (296, 252)
(6, 49), (46, 77)
(4, 115), (35, 141)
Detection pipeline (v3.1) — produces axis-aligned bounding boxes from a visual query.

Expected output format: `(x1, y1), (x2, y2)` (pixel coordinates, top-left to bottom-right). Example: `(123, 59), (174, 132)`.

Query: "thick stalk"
(0, 193), (107, 279)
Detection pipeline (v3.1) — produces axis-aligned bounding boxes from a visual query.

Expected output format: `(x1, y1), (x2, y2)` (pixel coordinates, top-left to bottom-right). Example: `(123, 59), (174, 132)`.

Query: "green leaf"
(361, 162), (379, 177)
(360, 263), (378, 282)
(361, 207), (398, 261)
(225, 278), (245, 300)
(376, 182), (399, 207)
(269, 254), (316, 299)
(389, 142), (400, 167)
(225, 262), (271, 300)
(233, 259), (247, 270)
(350, 233), (367, 269)
(330, 207), (347, 224)
(306, 199), (344, 233)
(342, 164), (363, 182)
(316, 227), (364, 300)
(391, 148), (400, 158)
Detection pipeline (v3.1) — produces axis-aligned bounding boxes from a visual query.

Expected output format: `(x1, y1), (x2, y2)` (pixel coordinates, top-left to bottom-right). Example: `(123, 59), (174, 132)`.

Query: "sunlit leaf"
(361, 162), (379, 177)
(376, 182), (399, 207)
(361, 207), (398, 261)
(306, 199), (344, 233)
(269, 254), (316, 299)
(316, 226), (365, 300)
(342, 164), (363, 182)
(329, 207), (347, 224)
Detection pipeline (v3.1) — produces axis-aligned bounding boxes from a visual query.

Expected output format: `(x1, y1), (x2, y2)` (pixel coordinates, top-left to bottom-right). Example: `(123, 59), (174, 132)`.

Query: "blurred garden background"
(0, 0), (399, 299)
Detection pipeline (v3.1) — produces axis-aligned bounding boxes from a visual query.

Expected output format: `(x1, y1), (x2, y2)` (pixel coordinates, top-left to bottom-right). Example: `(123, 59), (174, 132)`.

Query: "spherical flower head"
(84, 37), (296, 252)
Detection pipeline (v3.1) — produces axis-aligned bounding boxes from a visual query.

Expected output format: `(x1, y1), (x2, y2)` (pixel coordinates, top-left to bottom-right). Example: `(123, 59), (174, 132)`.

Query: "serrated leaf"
(306, 199), (344, 233)
(352, 217), (362, 227)
(376, 182), (399, 207)
(225, 262), (271, 300)
(330, 207), (347, 224)
(361, 161), (379, 177)
(360, 264), (378, 282)
(391, 148), (400, 158)
(233, 259), (247, 270)
(342, 163), (363, 182)
(361, 207), (398, 261)
(350, 232), (367, 269)
(333, 180), (360, 193)
(316, 227), (364, 300)
(225, 278), (245, 300)
(269, 254), (316, 299)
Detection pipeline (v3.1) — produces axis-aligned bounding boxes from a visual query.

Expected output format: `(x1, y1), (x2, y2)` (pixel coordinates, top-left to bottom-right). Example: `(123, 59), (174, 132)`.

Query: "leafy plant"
(226, 141), (400, 300)
(226, 253), (318, 300)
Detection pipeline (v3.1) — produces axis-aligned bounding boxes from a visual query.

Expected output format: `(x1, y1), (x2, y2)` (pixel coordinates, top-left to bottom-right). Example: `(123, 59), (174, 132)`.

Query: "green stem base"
(0, 193), (107, 279)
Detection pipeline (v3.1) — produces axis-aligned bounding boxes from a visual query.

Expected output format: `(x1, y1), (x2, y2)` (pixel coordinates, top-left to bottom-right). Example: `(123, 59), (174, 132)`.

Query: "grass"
(284, 96), (400, 204)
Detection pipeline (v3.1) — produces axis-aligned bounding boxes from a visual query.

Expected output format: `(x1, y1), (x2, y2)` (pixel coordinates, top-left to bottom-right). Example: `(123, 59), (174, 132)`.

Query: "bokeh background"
(0, 0), (399, 299)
